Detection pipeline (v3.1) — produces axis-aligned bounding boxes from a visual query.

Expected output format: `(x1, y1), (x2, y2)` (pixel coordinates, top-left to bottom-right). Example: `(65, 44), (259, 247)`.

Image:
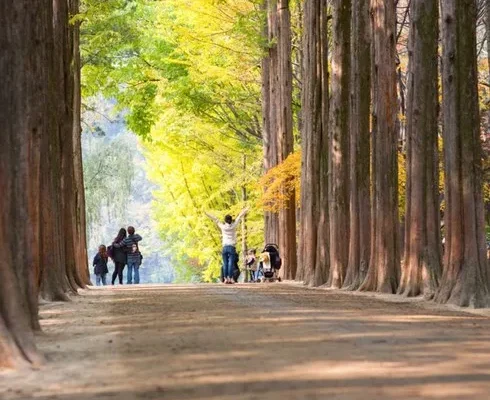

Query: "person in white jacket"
(206, 207), (249, 284)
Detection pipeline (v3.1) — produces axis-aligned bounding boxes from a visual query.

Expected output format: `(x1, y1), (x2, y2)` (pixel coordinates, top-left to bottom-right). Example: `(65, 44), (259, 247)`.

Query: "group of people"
(92, 226), (143, 286)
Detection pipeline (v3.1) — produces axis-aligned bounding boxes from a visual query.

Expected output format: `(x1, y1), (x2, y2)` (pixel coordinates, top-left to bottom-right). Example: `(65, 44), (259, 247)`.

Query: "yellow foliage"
(258, 151), (301, 212)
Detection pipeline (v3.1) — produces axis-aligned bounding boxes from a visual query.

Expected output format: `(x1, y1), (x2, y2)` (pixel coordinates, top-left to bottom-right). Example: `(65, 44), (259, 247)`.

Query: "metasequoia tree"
(0, 0), (89, 368)
(41, 0), (89, 300)
(72, 0), (90, 287)
(0, 0), (51, 368)
(262, 0), (280, 245)
(327, 0), (351, 288)
(262, 0), (297, 278)
(343, 0), (371, 290)
(276, 0), (297, 279)
(398, 0), (441, 298)
(300, 0), (330, 286)
(360, 0), (399, 293)
(434, 0), (489, 307)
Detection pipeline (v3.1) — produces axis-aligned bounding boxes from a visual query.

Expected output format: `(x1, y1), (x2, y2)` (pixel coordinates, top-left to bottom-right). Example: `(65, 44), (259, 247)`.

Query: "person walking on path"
(115, 226), (143, 284)
(93, 245), (109, 286)
(110, 228), (127, 285)
(206, 207), (249, 284)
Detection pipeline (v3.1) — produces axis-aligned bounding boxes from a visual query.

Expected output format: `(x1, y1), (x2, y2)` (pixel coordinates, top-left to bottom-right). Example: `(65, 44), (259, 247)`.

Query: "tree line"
(1, 0), (489, 370)
(263, 0), (489, 307)
(0, 0), (89, 368)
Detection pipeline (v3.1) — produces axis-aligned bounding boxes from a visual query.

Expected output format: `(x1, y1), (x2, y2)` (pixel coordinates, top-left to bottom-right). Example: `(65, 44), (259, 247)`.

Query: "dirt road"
(2, 283), (490, 400)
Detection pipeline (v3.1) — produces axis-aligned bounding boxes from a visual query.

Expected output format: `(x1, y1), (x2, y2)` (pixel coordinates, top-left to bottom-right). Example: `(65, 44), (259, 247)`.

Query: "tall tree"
(343, 0), (371, 290)
(276, 0), (297, 280)
(328, 0), (351, 288)
(262, 0), (276, 246)
(0, 0), (89, 368)
(398, 0), (441, 298)
(435, 0), (489, 307)
(0, 0), (52, 368)
(300, 0), (330, 286)
(360, 0), (399, 293)
(263, 0), (280, 245)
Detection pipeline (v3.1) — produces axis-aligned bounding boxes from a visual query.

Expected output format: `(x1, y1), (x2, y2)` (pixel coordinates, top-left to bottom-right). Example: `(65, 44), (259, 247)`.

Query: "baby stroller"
(257, 243), (282, 282)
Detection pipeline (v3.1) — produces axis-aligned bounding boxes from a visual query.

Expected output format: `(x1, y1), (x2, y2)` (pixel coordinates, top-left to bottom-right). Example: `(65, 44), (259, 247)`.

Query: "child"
(245, 249), (257, 282)
(93, 245), (109, 286)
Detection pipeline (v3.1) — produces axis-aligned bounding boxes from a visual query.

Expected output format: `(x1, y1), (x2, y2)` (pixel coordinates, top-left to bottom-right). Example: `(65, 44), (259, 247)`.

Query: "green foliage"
(82, 130), (134, 233)
(80, 0), (266, 281)
(144, 109), (264, 282)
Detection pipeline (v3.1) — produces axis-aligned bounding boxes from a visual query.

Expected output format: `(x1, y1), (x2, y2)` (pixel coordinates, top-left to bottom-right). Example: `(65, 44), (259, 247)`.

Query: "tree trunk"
(315, 1), (330, 286)
(343, 0), (371, 290)
(276, 0), (298, 280)
(327, 0), (351, 289)
(434, 0), (489, 307)
(487, 0), (490, 89)
(40, 0), (74, 301)
(241, 155), (248, 282)
(0, 0), (52, 368)
(300, 0), (330, 286)
(359, 0), (399, 293)
(263, 0), (280, 245)
(398, 0), (441, 298)
(71, 0), (90, 286)
(0, 0), (89, 369)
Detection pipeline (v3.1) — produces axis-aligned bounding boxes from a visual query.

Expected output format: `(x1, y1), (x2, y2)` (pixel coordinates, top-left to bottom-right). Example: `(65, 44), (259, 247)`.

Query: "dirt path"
(2, 283), (490, 400)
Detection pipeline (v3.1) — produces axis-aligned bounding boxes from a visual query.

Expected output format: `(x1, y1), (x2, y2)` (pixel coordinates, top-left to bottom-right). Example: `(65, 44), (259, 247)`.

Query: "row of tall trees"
(0, 0), (89, 368)
(262, 0), (298, 279)
(288, 0), (489, 307)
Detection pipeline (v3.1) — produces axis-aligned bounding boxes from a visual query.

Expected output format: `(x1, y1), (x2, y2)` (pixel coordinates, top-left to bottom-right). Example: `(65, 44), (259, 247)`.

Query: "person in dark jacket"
(93, 245), (109, 286)
(115, 226), (142, 284)
(111, 228), (127, 285)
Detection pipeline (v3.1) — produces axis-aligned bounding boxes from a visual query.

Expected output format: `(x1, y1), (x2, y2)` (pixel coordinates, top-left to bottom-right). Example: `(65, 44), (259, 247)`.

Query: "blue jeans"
(254, 268), (263, 281)
(96, 274), (107, 286)
(222, 245), (236, 279)
(127, 262), (140, 284)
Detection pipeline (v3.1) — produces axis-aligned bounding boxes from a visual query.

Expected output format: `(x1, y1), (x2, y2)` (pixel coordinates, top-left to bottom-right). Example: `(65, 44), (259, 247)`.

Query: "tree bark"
(0, 0), (89, 369)
(40, 0), (73, 301)
(0, 0), (52, 368)
(241, 155), (248, 282)
(263, 0), (280, 245)
(276, 0), (298, 280)
(300, 0), (330, 286)
(327, 0), (351, 289)
(71, 0), (90, 286)
(398, 0), (441, 298)
(343, 0), (371, 290)
(434, 0), (489, 307)
(359, 0), (399, 293)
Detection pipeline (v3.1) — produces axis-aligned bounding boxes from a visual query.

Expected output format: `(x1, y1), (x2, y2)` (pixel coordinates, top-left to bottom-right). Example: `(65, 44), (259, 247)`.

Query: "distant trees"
(0, 0), (89, 368)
